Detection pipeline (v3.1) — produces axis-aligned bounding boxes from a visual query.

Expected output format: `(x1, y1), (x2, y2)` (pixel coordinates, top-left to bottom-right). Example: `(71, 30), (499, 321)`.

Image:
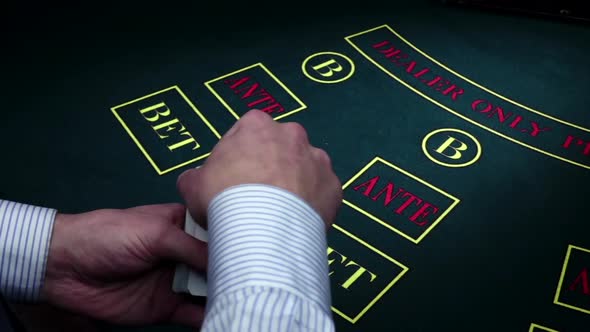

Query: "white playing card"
(172, 166), (209, 296)
(185, 209), (208, 296)
(172, 209), (209, 296)
(188, 209), (208, 242)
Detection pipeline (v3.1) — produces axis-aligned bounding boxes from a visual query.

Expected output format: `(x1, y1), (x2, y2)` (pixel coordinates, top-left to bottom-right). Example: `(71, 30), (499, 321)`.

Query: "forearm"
(0, 199), (56, 302)
(202, 184), (335, 332)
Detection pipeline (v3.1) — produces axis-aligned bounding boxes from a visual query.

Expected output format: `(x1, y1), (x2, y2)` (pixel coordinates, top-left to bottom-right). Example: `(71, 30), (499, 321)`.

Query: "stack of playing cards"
(172, 209), (208, 296)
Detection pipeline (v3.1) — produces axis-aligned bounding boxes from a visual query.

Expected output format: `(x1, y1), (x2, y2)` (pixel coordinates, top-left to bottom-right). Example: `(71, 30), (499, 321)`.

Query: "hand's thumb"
(176, 167), (207, 227)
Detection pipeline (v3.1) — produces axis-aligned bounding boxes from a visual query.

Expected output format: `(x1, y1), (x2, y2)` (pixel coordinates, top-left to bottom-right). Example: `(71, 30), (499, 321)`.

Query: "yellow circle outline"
(421, 128), (482, 168)
(301, 51), (355, 84)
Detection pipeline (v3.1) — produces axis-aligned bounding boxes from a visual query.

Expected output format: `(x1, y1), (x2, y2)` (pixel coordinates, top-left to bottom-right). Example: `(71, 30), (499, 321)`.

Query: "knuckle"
(284, 122), (308, 142)
(335, 180), (344, 199)
(241, 109), (271, 127)
(338, 176), (343, 188)
(329, 172), (343, 197)
(313, 147), (332, 166)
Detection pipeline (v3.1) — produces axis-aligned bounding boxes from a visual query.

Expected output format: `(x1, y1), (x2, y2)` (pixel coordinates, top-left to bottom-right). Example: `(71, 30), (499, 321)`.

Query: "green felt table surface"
(2, 1), (589, 331)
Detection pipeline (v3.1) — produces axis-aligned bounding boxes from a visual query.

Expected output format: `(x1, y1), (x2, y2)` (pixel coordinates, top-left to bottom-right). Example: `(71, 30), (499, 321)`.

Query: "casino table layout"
(2, 2), (590, 332)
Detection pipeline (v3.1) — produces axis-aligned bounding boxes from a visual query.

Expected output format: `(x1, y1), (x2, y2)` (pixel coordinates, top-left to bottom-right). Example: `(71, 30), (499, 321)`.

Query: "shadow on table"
(10, 303), (193, 332)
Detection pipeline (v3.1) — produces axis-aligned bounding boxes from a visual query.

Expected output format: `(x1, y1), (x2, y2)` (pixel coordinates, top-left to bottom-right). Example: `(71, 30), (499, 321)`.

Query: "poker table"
(2, 2), (589, 331)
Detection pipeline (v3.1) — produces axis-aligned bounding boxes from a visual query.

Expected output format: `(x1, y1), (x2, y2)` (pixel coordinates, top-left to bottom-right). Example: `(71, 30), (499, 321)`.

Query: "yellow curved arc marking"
(344, 34), (590, 170)
(422, 128), (482, 168)
(350, 24), (589, 133)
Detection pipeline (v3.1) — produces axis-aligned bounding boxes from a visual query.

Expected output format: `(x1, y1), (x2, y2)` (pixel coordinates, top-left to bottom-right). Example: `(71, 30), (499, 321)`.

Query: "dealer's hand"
(41, 203), (206, 328)
(177, 109), (342, 229)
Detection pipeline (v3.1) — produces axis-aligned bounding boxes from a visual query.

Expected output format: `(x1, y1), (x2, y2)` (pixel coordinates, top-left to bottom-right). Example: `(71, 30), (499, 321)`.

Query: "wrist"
(41, 213), (74, 303)
(208, 183), (328, 228)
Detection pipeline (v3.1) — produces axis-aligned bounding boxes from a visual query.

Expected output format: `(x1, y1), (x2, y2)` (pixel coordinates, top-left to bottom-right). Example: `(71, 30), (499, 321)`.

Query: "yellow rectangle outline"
(344, 25), (590, 171)
(330, 223), (409, 323)
(341, 156), (460, 244)
(204, 62), (307, 121)
(529, 323), (559, 332)
(553, 244), (590, 315)
(110, 85), (221, 175)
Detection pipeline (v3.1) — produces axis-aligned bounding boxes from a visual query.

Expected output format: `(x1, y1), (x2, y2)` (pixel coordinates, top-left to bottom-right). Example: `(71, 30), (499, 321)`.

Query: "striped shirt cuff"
(0, 200), (57, 302)
(207, 184), (332, 314)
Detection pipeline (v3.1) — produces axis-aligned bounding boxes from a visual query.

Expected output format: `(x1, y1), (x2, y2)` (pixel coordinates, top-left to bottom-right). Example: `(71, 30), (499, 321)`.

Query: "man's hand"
(41, 203), (206, 328)
(177, 109), (342, 228)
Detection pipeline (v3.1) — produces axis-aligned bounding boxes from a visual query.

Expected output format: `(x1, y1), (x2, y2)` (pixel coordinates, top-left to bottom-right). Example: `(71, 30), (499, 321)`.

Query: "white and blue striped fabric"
(0, 184), (335, 331)
(0, 200), (56, 302)
(203, 185), (335, 331)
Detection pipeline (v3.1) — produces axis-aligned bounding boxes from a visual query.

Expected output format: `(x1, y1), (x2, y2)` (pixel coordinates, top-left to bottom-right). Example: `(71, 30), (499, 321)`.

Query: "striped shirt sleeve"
(0, 199), (57, 302)
(202, 184), (335, 332)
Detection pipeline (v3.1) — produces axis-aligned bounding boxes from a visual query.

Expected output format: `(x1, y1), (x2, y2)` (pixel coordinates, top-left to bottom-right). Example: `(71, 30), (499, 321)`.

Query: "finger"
(221, 108), (271, 140)
(239, 109), (274, 131)
(157, 226), (208, 271)
(176, 167), (208, 227)
(170, 300), (205, 328)
(128, 203), (185, 225)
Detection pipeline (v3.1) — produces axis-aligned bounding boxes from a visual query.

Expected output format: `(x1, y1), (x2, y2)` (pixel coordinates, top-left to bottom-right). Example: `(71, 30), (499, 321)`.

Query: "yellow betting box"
(328, 219), (409, 323)
(111, 86), (221, 175)
(341, 156), (460, 244)
(554, 244), (590, 315)
(205, 63), (306, 121)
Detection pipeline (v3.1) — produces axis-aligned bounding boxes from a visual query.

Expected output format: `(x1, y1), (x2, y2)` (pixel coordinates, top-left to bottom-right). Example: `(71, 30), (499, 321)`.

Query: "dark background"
(1, 1), (589, 331)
